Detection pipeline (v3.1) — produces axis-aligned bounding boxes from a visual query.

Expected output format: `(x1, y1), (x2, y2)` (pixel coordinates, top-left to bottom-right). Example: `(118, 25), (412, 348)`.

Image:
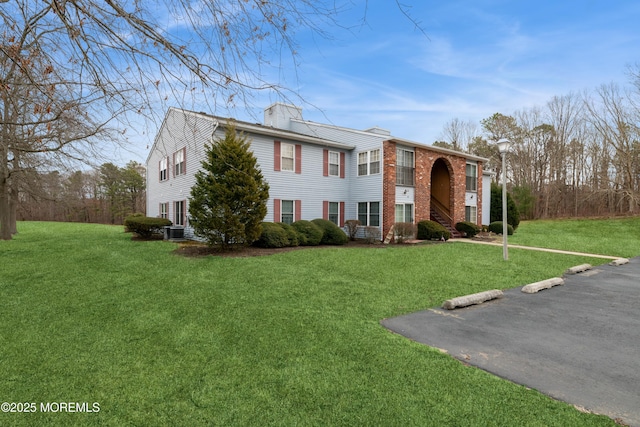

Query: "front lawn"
(508, 216), (640, 258)
(0, 221), (622, 426)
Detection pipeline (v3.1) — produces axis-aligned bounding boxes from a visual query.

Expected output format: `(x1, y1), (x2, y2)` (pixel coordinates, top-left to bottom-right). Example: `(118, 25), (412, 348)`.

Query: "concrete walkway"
(449, 238), (621, 260)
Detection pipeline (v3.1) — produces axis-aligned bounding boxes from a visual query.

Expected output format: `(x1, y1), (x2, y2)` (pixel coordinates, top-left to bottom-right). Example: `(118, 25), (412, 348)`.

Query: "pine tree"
(490, 183), (521, 229)
(189, 126), (269, 249)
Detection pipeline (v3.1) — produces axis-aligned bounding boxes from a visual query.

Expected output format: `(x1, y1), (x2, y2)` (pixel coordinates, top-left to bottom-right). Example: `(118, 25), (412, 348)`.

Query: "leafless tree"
(583, 83), (640, 214)
(0, 0), (423, 239)
(439, 118), (479, 152)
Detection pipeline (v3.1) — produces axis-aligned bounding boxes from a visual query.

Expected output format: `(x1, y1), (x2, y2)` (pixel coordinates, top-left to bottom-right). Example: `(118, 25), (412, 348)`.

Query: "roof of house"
(147, 107), (489, 164)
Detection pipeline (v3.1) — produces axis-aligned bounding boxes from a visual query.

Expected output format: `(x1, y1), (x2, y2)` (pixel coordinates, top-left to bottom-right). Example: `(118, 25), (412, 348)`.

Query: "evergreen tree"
(490, 183), (521, 229)
(189, 126), (269, 249)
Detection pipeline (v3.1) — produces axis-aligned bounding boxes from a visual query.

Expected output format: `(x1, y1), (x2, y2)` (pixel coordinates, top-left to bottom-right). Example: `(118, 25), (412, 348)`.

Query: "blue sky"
(127, 0), (640, 163)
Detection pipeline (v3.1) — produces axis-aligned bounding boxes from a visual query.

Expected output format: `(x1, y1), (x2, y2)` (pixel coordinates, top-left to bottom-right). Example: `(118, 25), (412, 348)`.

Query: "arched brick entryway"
(430, 158), (453, 223)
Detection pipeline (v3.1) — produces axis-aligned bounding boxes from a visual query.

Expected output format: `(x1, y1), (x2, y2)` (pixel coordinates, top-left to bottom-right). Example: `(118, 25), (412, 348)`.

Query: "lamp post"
(497, 138), (511, 261)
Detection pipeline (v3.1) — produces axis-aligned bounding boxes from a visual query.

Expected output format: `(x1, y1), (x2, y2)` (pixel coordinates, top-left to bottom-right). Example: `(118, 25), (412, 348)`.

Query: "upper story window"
(159, 157), (168, 182)
(281, 143), (295, 171)
(396, 148), (414, 186)
(329, 151), (340, 176)
(323, 149), (345, 178)
(358, 149), (380, 176)
(466, 163), (477, 191)
(274, 141), (301, 173)
(174, 148), (186, 176)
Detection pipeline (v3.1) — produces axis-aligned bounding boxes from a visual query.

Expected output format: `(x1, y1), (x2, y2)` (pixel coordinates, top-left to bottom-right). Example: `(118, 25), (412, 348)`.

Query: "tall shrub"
(189, 126), (269, 249)
(490, 182), (520, 229)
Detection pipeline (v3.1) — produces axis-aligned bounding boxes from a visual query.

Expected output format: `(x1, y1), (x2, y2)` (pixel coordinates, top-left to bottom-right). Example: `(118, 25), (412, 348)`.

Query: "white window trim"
(466, 163), (478, 192)
(174, 149), (186, 176)
(281, 200), (294, 224)
(329, 151), (340, 177)
(357, 149), (381, 176)
(281, 143), (295, 172)
(159, 157), (168, 182)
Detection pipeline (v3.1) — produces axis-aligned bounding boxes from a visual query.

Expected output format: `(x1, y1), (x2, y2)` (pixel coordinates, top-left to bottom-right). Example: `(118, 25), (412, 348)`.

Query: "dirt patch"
(171, 239), (391, 258)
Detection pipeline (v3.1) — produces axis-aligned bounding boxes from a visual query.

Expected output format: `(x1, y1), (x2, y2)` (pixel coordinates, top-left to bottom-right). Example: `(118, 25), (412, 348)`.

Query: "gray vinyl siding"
(146, 109), (353, 239)
(289, 120), (386, 225)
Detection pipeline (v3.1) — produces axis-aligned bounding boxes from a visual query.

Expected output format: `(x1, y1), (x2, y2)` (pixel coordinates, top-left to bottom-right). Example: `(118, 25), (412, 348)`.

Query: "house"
(145, 103), (490, 240)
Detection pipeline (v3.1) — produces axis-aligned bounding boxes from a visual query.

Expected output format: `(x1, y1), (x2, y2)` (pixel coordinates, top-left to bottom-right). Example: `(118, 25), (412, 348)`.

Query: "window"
(358, 202), (380, 226)
(274, 141), (301, 173)
(281, 200), (294, 225)
(465, 206), (477, 223)
(395, 203), (414, 223)
(357, 149), (381, 176)
(174, 148), (186, 176)
(370, 149), (380, 174)
(281, 143), (295, 172)
(396, 148), (414, 186)
(466, 163), (477, 191)
(159, 202), (168, 219)
(328, 202), (339, 225)
(159, 157), (168, 182)
(329, 151), (340, 176)
(174, 200), (185, 226)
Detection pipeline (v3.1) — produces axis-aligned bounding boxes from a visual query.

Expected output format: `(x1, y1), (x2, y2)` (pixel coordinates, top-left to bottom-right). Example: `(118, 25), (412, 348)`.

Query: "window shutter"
(158, 159), (161, 182)
(295, 200), (302, 222)
(339, 202), (345, 227)
(274, 199), (281, 222)
(322, 201), (329, 220)
(172, 152), (176, 177)
(274, 141), (281, 171)
(182, 148), (186, 174)
(295, 144), (302, 174)
(340, 152), (345, 178)
(323, 149), (329, 177)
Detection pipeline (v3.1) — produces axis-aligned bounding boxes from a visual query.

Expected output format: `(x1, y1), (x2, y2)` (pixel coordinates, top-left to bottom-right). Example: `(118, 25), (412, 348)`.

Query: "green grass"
(509, 216), (640, 259)
(0, 220), (628, 426)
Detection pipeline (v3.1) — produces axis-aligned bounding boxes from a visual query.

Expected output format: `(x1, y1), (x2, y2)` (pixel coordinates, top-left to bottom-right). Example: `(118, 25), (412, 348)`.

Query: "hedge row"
(455, 221), (481, 238)
(416, 220), (450, 241)
(254, 219), (348, 248)
(124, 214), (172, 238)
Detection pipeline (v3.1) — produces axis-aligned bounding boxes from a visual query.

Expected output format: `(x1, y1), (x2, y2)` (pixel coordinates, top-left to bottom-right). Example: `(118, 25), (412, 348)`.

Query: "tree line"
(17, 162), (145, 225)
(436, 73), (640, 219)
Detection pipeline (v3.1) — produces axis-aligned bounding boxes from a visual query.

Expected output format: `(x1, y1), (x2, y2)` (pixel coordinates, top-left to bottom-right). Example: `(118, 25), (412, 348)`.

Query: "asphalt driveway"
(381, 257), (640, 426)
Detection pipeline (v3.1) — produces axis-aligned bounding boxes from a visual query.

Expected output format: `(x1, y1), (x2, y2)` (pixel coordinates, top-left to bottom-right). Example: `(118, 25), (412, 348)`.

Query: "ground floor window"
(174, 200), (185, 226)
(160, 202), (169, 219)
(358, 202), (380, 227)
(328, 202), (340, 225)
(465, 205), (477, 223)
(395, 203), (414, 223)
(281, 200), (294, 225)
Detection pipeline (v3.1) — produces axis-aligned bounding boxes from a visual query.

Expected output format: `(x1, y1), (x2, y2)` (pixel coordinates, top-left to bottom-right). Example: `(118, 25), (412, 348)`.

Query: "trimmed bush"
(363, 226), (381, 244)
(455, 221), (481, 238)
(254, 222), (290, 248)
(344, 219), (361, 241)
(291, 220), (323, 246)
(124, 215), (172, 238)
(278, 222), (300, 247)
(417, 220), (450, 241)
(311, 219), (348, 245)
(488, 221), (514, 236)
(394, 222), (417, 243)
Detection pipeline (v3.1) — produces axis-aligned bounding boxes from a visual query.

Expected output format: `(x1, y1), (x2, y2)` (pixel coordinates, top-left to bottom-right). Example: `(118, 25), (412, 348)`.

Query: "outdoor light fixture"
(497, 138), (511, 260)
